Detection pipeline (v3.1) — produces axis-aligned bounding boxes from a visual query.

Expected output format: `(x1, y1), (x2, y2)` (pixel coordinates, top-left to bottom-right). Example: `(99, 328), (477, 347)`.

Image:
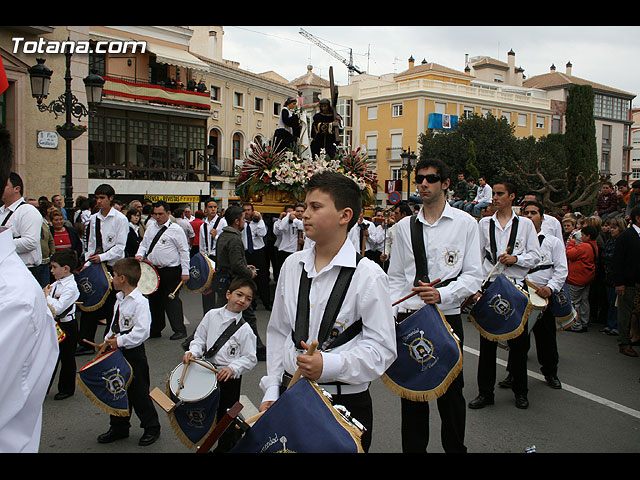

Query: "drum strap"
(487, 217), (519, 264)
(146, 225), (168, 258)
(1, 201), (25, 226)
(94, 218), (103, 254)
(204, 216), (222, 252)
(293, 253), (363, 351)
(204, 318), (246, 359)
(109, 307), (134, 336)
(409, 214), (459, 289)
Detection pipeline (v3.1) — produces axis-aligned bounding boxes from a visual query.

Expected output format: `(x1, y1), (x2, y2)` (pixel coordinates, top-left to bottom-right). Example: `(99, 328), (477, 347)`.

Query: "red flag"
(0, 54), (9, 96)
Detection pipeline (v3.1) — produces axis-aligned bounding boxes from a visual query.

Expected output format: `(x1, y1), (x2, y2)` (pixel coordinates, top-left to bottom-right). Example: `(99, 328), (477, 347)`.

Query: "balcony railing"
(103, 75), (210, 111)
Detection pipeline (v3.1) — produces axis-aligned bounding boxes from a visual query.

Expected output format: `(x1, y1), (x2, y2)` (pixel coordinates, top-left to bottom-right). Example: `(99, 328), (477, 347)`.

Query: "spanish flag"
(0, 54), (8, 96)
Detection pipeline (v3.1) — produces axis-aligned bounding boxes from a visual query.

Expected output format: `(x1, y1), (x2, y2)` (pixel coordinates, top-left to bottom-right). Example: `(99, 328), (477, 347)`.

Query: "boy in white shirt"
(184, 277), (258, 452)
(44, 250), (80, 400)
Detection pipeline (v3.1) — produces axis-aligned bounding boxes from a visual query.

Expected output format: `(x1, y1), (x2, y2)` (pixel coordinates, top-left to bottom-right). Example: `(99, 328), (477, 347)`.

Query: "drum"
(549, 283), (577, 331)
(382, 304), (463, 402)
(231, 377), (364, 453)
(526, 280), (549, 334)
(77, 348), (133, 417)
(185, 252), (215, 294)
(138, 260), (160, 296)
(167, 360), (221, 450)
(469, 274), (533, 342)
(75, 262), (112, 312)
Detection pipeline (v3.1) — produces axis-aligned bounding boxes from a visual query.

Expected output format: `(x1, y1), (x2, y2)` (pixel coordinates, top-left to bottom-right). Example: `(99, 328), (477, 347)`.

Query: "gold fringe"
(309, 380), (365, 453)
(75, 363), (133, 417)
(78, 263), (112, 312)
(165, 377), (218, 451)
(382, 310), (464, 402)
(184, 253), (215, 294)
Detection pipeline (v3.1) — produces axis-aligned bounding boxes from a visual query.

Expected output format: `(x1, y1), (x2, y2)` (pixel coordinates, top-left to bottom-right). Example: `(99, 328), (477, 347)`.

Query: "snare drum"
(526, 281), (549, 334)
(185, 252), (215, 293)
(168, 360), (218, 403)
(138, 260), (160, 296)
(75, 262), (112, 312)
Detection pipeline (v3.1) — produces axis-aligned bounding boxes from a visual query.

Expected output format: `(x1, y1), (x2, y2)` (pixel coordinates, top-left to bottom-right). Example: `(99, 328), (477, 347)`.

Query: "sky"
(221, 26), (640, 105)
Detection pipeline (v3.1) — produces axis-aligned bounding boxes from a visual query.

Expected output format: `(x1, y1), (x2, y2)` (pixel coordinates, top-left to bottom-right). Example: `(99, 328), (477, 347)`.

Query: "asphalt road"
(39, 290), (640, 454)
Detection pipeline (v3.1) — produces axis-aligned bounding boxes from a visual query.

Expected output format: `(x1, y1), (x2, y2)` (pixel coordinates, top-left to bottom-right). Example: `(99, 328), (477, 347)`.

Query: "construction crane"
(299, 28), (364, 77)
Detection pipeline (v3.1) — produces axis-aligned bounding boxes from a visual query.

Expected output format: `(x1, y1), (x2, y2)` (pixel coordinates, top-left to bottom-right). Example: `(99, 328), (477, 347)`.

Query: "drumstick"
(288, 340), (319, 389)
(177, 361), (190, 394)
(168, 280), (184, 300)
(190, 358), (219, 374)
(391, 278), (442, 307)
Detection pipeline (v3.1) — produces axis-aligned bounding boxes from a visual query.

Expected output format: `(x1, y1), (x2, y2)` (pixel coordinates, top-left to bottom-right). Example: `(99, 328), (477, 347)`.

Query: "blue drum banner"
(167, 382), (221, 450)
(77, 349), (132, 417)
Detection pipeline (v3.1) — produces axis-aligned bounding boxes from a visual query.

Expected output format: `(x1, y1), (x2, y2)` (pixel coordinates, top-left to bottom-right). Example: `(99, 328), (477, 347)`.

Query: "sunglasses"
(415, 173), (441, 184)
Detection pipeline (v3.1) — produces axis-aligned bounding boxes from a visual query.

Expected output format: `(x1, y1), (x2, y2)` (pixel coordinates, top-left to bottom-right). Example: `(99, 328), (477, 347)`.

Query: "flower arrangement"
(235, 142), (378, 205)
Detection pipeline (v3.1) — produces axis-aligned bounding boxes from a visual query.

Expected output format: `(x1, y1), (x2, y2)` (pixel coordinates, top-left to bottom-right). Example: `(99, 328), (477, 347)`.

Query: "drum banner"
(77, 349), (133, 417)
(382, 305), (463, 402)
(469, 274), (533, 342)
(230, 378), (364, 453)
(75, 262), (112, 312)
(185, 252), (215, 293)
(166, 379), (221, 450)
(548, 283), (576, 330)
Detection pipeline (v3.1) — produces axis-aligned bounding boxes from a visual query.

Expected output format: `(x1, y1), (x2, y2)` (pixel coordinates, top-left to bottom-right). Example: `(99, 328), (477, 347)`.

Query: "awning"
(146, 43), (209, 72)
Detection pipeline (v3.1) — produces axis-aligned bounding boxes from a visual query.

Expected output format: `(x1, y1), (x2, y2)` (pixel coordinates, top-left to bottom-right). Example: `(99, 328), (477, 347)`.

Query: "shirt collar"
(416, 201), (455, 226)
(302, 237), (356, 277)
(490, 209), (516, 229)
(116, 287), (142, 301)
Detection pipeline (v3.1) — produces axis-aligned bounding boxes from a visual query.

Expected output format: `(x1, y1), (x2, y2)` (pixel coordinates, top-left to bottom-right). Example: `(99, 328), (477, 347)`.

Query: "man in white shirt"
(469, 180), (541, 410)
(76, 183), (129, 355)
(464, 176), (492, 218)
(388, 158), (482, 453)
(242, 202), (271, 310)
(0, 172), (43, 274)
(273, 202), (305, 269)
(0, 128), (59, 452)
(522, 193), (563, 241)
(136, 201), (190, 340)
(199, 198), (226, 313)
(173, 207), (195, 247)
(347, 211), (383, 257)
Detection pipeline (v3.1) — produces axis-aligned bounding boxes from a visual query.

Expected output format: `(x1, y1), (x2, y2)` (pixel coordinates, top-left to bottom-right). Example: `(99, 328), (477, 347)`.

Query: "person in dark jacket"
(125, 209), (143, 258)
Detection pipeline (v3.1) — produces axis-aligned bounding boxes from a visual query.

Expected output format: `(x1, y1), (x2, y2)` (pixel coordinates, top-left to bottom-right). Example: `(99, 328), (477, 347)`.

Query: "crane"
(299, 28), (364, 77)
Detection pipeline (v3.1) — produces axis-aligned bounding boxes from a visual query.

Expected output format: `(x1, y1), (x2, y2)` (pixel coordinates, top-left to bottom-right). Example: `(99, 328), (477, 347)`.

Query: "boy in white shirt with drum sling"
(184, 277), (258, 452)
(258, 171), (397, 453)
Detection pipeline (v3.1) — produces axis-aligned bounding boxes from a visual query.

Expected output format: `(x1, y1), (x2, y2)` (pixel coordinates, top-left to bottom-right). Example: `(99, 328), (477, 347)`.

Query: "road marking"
(463, 346), (640, 420)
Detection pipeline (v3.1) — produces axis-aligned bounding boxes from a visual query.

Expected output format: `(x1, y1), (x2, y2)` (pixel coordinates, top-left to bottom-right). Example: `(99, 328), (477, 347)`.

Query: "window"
(390, 133), (403, 159)
(602, 124), (611, 146)
(502, 112), (511, 122)
(435, 102), (446, 115)
(632, 168), (640, 179)
(600, 151), (610, 172)
(391, 167), (402, 180)
(392, 104), (403, 117)
(552, 115), (561, 134)
(234, 91), (243, 108)
(536, 116), (545, 129)
(368, 106), (378, 120)
(463, 106), (474, 119)
(273, 102), (281, 116)
(254, 97), (264, 112)
(518, 113), (527, 127)
(210, 85), (220, 102)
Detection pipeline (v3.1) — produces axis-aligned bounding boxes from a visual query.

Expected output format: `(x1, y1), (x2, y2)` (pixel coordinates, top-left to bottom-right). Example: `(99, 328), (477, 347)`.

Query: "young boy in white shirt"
(258, 171), (397, 452)
(97, 258), (161, 447)
(184, 277), (258, 452)
(44, 249), (80, 400)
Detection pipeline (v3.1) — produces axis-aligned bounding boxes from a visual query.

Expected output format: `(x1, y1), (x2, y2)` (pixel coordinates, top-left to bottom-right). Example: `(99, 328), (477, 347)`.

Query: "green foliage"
(565, 84), (598, 189)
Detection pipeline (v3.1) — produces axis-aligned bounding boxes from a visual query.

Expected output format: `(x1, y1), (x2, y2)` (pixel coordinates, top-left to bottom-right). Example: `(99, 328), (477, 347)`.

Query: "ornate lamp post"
(399, 147), (417, 202)
(28, 46), (104, 215)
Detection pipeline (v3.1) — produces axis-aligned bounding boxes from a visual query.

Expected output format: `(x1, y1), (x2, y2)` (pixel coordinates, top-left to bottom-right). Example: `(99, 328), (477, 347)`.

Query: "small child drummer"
(98, 257), (161, 447)
(44, 250), (80, 400)
(183, 276), (258, 452)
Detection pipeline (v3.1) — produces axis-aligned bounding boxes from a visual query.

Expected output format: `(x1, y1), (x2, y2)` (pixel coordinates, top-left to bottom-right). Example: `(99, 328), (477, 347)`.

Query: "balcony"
(102, 75), (210, 111)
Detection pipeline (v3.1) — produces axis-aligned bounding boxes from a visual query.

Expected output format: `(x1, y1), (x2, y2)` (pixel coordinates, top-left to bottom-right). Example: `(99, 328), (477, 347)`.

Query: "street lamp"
(28, 46), (104, 216)
(399, 147), (417, 202)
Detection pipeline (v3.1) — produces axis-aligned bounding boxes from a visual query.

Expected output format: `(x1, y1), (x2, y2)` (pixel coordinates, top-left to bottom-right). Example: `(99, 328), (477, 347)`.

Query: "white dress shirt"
(0, 227), (58, 452)
(260, 238), (397, 403)
(0, 197), (43, 267)
(389, 203), (483, 316)
(273, 215), (304, 253)
(478, 211), (542, 283)
(199, 215), (227, 257)
(105, 287), (151, 349)
(136, 220), (190, 275)
(526, 232), (568, 294)
(175, 217), (195, 242)
(187, 306), (257, 378)
(242, 218), (267, 251)
(85, 207), (128, 267)
(46, 275), (80, 322)
(347, 219), (384, 253)
(474, 184), (493, 204)
(541, 214), (564, 242)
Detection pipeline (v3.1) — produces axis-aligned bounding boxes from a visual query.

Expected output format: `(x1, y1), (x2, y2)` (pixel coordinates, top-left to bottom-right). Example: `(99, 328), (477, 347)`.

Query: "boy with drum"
(97, 258), (161, 446)
(258, 171), (397, 452)
(183, 277), (258, 452)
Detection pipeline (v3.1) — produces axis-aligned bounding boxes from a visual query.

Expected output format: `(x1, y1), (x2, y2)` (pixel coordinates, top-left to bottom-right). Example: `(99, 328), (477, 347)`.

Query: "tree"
(564, 84), (598, 191)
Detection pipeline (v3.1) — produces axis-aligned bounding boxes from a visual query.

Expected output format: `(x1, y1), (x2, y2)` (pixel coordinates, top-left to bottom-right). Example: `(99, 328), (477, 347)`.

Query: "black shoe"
(468, 395), (494, 409)
(170, 332), (187, 340)
(498, 374), (513, 389)
(138, 430), (160, 446)
(544, 375), (562, 389)
(75, 345), (95, 356)
(54, 392), (73, 400)
(515, 394), (529, 409)
(97, 428), (129, 444)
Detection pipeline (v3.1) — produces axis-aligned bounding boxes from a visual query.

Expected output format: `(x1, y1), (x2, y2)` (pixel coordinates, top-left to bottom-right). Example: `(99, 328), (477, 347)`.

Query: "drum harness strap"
(203, 216), (222, 257)
(204, 318), (247, 360)
(51, 284), (75, 322)
(144, 224), (168, 260)
(486, 217), (519, 266)
(0, 200), (25, 227)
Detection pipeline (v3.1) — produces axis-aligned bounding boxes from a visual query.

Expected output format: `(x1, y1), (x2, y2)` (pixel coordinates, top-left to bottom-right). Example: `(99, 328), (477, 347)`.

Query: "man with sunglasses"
(388, 158), (482, 453)
(498, 201), (567, 391)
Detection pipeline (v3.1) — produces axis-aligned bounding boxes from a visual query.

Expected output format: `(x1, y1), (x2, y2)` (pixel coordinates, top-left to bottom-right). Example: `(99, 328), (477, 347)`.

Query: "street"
(40, 290), (640, 454)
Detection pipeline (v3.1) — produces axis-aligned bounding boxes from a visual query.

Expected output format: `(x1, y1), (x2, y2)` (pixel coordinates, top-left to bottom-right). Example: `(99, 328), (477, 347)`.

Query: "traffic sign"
(388, 191), (401, 205)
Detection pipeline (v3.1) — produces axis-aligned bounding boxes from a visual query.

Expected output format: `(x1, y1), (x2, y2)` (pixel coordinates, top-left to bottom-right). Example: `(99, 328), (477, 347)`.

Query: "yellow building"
(323, 51), (553, 204)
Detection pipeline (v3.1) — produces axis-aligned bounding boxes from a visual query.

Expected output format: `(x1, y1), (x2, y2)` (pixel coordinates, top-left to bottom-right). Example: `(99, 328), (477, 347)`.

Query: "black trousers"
(274, 250), (293, 283)
(478, 328), (529, 397)
(50, 318), (78, 395)
(245, 247), (271, 308)
(529, 307), (559, 377)
(399, 313), (467, 453)
(213, 376), (243, 453)
(78, 287), (116, 346)
(149, 266), (186, 336)
(110, 344), (160, 434)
